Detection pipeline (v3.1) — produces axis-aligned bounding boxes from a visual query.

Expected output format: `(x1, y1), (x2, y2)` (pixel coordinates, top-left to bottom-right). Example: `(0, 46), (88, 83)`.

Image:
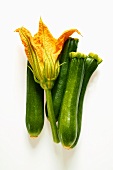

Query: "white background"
(0, 0), (113, 169)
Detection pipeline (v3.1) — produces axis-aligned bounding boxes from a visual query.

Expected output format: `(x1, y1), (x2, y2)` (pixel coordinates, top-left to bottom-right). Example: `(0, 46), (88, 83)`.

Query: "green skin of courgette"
(71, 56), (101, 148)
(58, 57), (85, 149)
(26, 62), (44, 137)
(45, 37), (79, 121)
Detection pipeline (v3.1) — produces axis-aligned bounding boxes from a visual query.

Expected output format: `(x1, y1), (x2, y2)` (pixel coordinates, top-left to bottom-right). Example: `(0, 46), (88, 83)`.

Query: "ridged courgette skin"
(71, 57), (99, 148)
(58, 57), (84, 148)
(45, 38), (79, 121)
(26, 62), (44, 137)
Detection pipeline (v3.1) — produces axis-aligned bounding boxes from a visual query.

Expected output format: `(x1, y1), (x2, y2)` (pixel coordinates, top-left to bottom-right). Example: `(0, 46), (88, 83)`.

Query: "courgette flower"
(15, 18), (81, 89)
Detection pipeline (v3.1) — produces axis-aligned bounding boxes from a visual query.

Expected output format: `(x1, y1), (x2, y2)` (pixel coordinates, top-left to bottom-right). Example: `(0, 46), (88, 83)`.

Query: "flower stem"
(45, 89), (59, 143)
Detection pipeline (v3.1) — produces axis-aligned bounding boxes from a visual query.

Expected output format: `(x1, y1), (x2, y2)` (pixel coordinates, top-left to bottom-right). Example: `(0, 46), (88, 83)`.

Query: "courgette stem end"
(69, 52), (87, 59)
(88, 52), (103, 64)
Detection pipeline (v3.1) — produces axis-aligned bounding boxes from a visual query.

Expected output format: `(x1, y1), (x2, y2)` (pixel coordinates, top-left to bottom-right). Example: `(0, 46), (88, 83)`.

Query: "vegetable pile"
(16, 18), (102, 149)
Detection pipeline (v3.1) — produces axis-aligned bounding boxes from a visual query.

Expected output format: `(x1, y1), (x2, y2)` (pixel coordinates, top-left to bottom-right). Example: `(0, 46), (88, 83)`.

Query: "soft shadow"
(52, 140), (80, 170)
(62, 145), (76, 160)
(27, 131), (44, 148)
(87, 70), (100, 87)
(61, 145), (79, 170)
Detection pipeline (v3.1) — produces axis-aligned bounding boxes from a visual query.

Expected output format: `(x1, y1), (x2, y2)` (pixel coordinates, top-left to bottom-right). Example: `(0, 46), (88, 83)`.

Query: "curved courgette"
(71, 53), (102, 148)
(58, 53), (86, 149)
(45, 37), (79, 121)
(26, 62), (44, 137)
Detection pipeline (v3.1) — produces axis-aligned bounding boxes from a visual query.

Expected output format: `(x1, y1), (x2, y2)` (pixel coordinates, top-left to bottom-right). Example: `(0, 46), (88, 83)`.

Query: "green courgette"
(71, 53), (102, 148)
(26, 62), (44, 137)
(58, 52), (86, 149)
(45, 37), (79, 121)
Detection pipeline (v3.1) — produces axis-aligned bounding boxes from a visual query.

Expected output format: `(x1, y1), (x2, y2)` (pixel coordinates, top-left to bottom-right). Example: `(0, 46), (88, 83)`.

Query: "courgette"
(45, 37), (79, 121)
(58, 52), (86, 149)
(71, 53), (102, 148)
(26, 62), (44, 137)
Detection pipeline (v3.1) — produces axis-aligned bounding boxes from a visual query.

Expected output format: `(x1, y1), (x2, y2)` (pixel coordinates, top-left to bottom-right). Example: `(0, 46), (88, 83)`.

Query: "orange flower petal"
(15, 27), (44, 65)
(33, 18), (57, 61)
(15, 18), (82, 88)
(15, 27), (36, 66)
(54, 29), (81, 60)
(58, 29), (81, 42)
(15, 27), (44, 81)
